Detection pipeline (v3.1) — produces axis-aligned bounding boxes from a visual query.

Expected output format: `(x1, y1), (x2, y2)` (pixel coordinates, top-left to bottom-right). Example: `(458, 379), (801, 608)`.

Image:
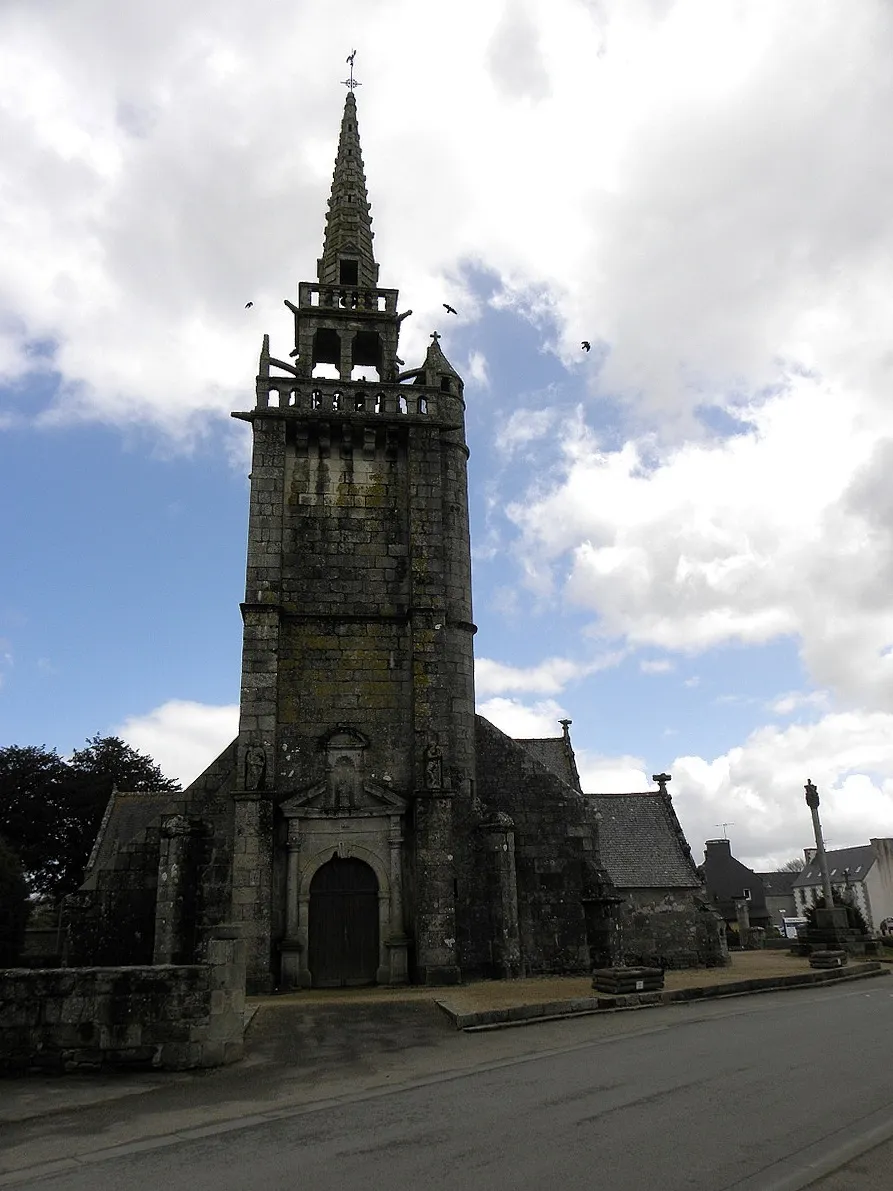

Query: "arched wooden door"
(308, 857), (380, 987)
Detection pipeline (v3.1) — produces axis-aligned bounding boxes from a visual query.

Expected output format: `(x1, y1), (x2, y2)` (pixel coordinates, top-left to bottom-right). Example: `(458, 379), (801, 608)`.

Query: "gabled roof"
(756, 870), (798, 896)
(792, 844), (876, 887)
(516, 736), (581, 792)
(588, 792), (703, 889)
(81, 790), (179, 889)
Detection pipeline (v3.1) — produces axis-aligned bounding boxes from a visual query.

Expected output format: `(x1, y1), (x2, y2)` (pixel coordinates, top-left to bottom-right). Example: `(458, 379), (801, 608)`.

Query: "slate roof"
(515, 737), (581, 791)
(81, 790), (179, 889)
(756, 870), (798, 896)
(792, 845), (876, 888)
(588, 792), (703, 889)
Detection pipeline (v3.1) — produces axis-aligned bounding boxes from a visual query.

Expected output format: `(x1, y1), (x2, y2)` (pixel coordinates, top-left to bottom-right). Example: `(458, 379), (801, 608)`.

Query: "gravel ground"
(248, 950), (816, 1014)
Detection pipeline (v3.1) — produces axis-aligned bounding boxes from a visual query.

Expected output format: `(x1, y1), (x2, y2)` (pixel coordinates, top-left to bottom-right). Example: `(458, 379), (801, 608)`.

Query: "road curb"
(436, 961), (888, 1031)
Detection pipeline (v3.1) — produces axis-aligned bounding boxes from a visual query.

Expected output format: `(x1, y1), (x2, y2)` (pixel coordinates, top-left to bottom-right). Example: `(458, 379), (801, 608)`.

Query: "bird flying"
(443, 303), (458, 315)
(245, 302), (254, 309)
(581, 340), (591, 351)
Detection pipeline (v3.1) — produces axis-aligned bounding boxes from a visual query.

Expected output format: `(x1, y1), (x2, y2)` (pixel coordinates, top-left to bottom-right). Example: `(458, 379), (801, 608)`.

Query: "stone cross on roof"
(652, 772), (672, 794)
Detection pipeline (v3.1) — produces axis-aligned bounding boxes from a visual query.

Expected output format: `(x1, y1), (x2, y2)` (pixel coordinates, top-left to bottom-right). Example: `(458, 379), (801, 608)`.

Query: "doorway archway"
(308, 856), (380, 987)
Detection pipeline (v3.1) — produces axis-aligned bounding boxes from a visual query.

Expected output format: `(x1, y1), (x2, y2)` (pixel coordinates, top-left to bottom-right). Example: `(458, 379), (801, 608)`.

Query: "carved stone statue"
(424, 739), (443, 790)
(244, 745), (267, 791)
(330, 756), (358, 810)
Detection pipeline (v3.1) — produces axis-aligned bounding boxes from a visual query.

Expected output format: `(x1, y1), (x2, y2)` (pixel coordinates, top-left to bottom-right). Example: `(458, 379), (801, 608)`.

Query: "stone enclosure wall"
(618, 889), (728, 969)
(0, 934), (245, 1073)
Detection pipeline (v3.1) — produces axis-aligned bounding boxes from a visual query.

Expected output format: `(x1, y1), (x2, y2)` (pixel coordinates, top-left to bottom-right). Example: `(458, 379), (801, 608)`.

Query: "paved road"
(5, 982), (893, 1191)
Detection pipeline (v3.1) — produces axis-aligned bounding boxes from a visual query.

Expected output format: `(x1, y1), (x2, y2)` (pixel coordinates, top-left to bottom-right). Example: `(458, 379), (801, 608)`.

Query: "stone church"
(74, 88), (725, 992)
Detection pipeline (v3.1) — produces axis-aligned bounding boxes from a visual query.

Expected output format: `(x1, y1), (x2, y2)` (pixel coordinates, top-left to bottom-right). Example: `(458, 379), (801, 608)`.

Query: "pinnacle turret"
(317, 91), (379, 289)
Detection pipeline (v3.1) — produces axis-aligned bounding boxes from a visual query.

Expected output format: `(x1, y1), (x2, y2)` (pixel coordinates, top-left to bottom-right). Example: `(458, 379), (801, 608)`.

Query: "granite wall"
(0, 933), (245, 1073)
(470, 716), (604, 976)
(617, 888), (729, 969)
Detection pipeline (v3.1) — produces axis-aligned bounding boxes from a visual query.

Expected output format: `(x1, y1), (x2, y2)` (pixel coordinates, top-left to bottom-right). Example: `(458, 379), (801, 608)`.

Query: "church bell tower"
(231, 84), (475, 991)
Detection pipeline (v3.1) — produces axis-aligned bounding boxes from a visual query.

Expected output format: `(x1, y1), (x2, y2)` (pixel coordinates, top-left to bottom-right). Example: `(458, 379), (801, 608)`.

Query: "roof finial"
(342, 49), (361, 91)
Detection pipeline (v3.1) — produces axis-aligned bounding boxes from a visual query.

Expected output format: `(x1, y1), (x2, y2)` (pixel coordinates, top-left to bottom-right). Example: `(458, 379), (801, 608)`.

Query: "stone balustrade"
(256, 377), (461, 421)
(298, 282), (398, 314)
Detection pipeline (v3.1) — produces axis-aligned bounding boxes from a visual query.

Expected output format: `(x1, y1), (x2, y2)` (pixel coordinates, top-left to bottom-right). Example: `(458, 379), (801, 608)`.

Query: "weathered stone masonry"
(65, 86), (723, 993)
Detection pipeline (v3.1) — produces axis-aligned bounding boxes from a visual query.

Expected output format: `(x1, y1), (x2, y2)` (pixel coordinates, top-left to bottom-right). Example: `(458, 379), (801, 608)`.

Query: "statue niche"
(323, 726), (369, 812)
(330, 756), (358, 811)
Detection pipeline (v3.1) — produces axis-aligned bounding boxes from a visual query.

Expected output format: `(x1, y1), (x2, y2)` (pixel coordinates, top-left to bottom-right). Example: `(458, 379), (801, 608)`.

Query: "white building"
(791, 839), (893, 933)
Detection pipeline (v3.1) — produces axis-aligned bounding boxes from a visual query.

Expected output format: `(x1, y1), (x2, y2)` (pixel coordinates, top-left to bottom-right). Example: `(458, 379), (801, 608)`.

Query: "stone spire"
(317, 90), (379, 289)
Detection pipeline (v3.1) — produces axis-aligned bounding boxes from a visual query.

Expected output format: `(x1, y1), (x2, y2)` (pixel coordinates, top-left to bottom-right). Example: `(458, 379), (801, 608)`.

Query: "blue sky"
(3, 0), (893, 870)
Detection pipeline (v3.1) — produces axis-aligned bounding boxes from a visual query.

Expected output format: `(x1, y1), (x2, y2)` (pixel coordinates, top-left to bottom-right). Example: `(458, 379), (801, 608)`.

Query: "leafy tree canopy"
(0, 834), (30, 965)
(0, 736), (179, 903)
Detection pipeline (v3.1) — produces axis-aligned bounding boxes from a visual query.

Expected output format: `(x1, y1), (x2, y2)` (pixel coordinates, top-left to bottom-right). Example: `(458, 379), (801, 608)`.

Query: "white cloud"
(670, 710), (893, 871)
(117, 699), (238, 787)
(640, 658), (673, 674)
(768, 689), (830, 717)
(477, 696), (567, 738)
(495, 407), (557, 457)
(4, 1), (889, 446)
(576, 748), (649, 794)
(508, 374), (893, 710)
(475, 652), (621, 696)
(465, 350), (490, 390)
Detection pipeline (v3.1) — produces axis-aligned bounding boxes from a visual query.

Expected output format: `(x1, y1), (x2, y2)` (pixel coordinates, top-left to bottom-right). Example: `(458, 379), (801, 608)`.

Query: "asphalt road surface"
(9, 982), (893, 1191)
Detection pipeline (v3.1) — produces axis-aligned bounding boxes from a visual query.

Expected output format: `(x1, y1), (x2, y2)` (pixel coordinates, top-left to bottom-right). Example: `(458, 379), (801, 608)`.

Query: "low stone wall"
(0, 934), (245, 1073)
(619, 891), (729, 969)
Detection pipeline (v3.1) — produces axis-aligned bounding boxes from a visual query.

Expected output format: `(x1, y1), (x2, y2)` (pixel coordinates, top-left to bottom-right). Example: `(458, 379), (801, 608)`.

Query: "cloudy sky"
(3, 0), (893, 871)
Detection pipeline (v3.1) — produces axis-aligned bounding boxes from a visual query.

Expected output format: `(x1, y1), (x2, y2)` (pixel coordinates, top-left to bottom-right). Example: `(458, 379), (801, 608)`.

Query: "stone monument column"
(154, 814), (193, 964)
(386, 815), (409, 984)
(804, 778), (850, 946)
(280, 820), (303, 989)
(483, 812), (521, 979)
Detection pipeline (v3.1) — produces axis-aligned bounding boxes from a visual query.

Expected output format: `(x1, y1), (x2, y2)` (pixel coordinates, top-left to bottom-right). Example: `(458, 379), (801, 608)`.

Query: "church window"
(440, 377), (451, 393)
(340, 260), (358, 285)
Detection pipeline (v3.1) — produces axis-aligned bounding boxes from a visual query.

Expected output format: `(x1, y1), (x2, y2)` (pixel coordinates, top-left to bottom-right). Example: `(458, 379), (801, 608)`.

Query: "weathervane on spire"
(342, 50), (361, 91)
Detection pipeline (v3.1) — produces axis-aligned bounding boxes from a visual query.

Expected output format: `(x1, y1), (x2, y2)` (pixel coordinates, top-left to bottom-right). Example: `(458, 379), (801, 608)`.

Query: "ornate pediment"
(280, 779), (407, 818)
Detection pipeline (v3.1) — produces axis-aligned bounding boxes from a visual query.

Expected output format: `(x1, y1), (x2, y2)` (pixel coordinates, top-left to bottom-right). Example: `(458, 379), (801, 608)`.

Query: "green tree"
(0, 745), (70, 901)
(0, 834), (30, 966)
(69, 734), (180, 795)
(0, 736), (180, 903)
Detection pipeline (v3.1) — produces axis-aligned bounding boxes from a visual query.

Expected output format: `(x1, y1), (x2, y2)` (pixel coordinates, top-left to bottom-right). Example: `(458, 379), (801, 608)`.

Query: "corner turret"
(415, 331), (464, 398)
